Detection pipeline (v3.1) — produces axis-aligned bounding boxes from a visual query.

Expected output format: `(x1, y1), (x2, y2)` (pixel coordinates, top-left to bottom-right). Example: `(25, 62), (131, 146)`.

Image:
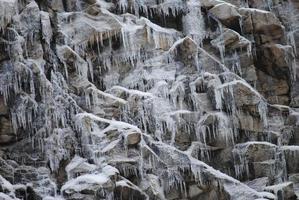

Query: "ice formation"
(0, 0), (298, 200)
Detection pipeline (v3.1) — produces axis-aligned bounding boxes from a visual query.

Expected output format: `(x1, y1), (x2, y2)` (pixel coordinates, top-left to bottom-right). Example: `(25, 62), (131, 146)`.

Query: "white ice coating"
(232, 142), (278, 179)
(196, 112), (235, 150)
(0, 192), (15, 200)
(45, 128), (76, 171)
(281, 145), (299, 163)
(61, 173), (111, 192)
(117, 0), (186, 18)
(0, 0), (18, 30)
(11, 94), (38, 133)
(0, 0), (298, 199)
(214, 79), (269, 128)
(265, 182), (293, 196)
(182, 0), (206, 46)
(0, 175), (14, 199)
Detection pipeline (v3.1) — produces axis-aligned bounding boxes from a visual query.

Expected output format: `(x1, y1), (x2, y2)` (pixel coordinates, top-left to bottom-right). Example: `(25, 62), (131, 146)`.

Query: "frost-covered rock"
(211, 28), (251, 52)
(0, 0), (298, 199)
(265, 182), (297, 200)
(169, 37), (199, 69)
(0, 0), (18, 30)
(282, 146), (299, 174)
(209, 3), (241, 28)
(233, 142), (281, 180)
(61, 173), (115, 200)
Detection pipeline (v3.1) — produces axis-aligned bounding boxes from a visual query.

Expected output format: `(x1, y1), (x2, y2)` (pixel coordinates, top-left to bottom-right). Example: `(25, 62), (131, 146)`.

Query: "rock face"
(0, 0), (298, 200)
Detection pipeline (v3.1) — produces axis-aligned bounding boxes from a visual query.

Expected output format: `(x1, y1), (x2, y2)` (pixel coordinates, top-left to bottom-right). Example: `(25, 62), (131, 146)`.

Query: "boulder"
(108, 158), (139, 179)
(241, 65), (257, 85)
(233, 142), (279, 180)
(264, 182), (297, 200)
(65, 156), (97, 179)
(209, 3), (241, 28)
(245, 177), (270, 192)
(236, 112), (264, 133)
(239, 8), (284, 41)
(85, 3), (102, 16)
(256, 44), (294, 80)
(211, 28), (251, 54)
(289, 174), (299, 184)
(56, 45), (88, 77)
(170, 37), (199, 69)
(214, 80), (263, 110)
(188, 184), (204, 198)
(282, 146), (299, 174)
(61, 173), (115, 200)
(126, 132), (141, 146)
(56, 10), (122, 48)
(256, 69), (290, 105)
(233, 142), (277, 163)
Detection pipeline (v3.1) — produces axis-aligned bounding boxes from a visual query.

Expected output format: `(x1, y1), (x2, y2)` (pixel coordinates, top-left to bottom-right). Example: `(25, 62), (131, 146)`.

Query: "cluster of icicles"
(0, 0), (298, 199)
(0, 3), (272, 175)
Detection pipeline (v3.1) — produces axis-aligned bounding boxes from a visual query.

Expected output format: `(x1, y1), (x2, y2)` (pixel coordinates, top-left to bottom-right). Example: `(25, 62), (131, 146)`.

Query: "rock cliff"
(0, 0), (299, 199)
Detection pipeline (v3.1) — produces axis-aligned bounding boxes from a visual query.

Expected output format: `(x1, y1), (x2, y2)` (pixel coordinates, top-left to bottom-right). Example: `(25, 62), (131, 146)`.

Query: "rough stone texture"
(209, 3), (241, 28)
(238, 8), (284, 41)
(0, 0), (298, 200)
(265, 182), (297, 200)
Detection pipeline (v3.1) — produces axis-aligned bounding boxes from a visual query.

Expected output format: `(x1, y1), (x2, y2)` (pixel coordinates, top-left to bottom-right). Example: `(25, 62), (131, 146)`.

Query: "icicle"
(190, 164), (202, 184)
(258, 100), (268, 128)
(170, 80), (185, 109)
(232, 145), (250, 179)
(230, 51), (242, 76)
(161, 168), (187, 197)
(208, 14), (226, 63)
(10, 94), (38, 133)
(182, 1), (205, 46)
(0, 0), (18, 31)
(265, 0), (273, 10)
(196, 112), (235, 157)
(214, 85), (224, 110)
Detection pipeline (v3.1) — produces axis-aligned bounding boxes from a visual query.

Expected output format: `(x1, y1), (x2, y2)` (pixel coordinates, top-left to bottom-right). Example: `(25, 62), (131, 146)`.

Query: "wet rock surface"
(0, 0), (299, 199)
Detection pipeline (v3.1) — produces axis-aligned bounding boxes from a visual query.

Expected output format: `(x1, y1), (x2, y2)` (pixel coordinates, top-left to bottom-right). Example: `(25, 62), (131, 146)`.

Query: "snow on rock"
(0, 0), (299, 199)
(232, 142), (288, 182)
(0, 193), (16, 200)
(61, 173), (114, 199)
(265, 182), (297, 200)
(65, 155), (97, 179)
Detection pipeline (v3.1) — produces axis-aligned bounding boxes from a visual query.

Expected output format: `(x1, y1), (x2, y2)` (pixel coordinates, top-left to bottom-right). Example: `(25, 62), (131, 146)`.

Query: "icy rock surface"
(0, 0), (299, 199)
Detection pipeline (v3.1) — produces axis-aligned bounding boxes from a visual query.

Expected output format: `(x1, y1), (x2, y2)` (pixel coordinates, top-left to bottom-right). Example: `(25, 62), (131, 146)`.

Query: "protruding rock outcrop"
(0, 0), (298, 199)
